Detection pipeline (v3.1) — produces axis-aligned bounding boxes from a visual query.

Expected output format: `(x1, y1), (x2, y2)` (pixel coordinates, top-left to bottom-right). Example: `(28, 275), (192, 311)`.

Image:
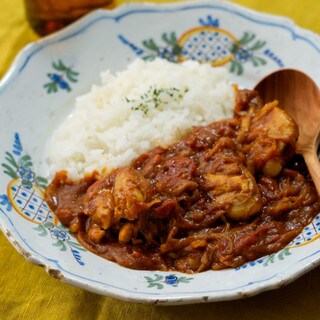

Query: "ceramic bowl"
(1, 0), (320, 305)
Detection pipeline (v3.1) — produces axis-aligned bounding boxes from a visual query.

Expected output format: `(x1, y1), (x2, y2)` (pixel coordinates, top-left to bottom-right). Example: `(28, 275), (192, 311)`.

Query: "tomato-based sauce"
(45, 90), (320, 273)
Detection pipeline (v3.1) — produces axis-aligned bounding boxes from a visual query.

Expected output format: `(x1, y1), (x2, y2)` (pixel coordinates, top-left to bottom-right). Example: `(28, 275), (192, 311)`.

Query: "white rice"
(47, 58), (235, 179)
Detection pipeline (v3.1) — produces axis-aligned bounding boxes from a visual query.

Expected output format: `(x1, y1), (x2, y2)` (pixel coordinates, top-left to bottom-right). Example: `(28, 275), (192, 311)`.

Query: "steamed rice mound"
(47, 58), (235, 178)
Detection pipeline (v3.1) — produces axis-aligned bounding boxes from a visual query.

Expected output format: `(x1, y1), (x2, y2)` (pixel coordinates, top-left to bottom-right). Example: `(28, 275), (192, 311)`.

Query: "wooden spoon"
(254, 68), (320, 195)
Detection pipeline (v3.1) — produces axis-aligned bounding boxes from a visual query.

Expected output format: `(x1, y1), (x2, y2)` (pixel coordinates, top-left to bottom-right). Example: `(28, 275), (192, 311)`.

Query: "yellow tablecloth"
(0, 1), (319, 319)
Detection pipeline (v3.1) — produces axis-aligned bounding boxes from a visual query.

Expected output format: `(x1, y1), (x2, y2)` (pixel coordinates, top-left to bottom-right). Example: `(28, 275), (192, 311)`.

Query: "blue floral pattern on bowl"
(44, 60), (79, 93)
(145, 274), (193, 289)
(119, 15), (284, 75)
(1, 133), (86, 265)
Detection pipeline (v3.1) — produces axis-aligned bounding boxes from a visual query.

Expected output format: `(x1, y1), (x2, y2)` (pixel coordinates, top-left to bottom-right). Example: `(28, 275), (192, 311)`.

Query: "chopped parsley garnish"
(126, 86), (189, 115)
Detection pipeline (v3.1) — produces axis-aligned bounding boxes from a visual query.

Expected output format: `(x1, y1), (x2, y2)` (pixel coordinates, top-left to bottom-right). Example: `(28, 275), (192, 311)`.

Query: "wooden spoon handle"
(303, 151), (320, 196)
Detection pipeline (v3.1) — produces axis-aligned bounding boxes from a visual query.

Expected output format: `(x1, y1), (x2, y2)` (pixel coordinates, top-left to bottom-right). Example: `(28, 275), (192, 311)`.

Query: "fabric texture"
(0, 1), (319, 319)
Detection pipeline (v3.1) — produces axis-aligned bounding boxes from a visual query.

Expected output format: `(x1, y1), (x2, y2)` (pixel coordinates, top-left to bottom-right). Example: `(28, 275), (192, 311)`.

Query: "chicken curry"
(45, 89), (320, 273)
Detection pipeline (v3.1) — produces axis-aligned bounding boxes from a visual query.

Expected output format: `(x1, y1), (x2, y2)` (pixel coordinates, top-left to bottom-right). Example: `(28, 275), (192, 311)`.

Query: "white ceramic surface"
(0, 0), (320, 305)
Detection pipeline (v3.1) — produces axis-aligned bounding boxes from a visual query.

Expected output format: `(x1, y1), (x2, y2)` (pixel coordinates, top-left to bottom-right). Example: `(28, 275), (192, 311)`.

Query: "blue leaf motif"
(118, 35), (145, 56)
(0, 194), (12, 211)
(13, 132), (22, 156)
(71, 248), (85, 266)
(199, 15), (220, 27)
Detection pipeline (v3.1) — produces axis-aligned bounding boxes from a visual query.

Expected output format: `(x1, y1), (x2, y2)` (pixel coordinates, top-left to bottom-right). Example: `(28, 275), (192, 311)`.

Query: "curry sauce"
(45, 89), (320, 273)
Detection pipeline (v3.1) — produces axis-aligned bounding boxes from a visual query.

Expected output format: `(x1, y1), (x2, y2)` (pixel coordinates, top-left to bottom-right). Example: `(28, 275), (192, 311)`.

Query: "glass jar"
(24, 0), (115, 36)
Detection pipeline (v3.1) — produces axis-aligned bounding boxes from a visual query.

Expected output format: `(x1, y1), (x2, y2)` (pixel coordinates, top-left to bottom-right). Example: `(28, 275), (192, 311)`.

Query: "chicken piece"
(203, 161), (262, 221)
(87, 221), (106, 244)
(44, 170), (96, 229)
(113, 167), (155, 222)
(249, 101), (297, 142)
(234, 88), (263, 116)
(155, 157), (198, 197)
(118, 222), (137, 243)
(83, 178), (115, 230)
(244, 101), (299, 176)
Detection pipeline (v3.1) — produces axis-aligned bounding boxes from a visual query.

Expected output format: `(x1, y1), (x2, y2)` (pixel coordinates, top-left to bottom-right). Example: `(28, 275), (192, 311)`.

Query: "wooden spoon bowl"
(254, 69), (320, 194)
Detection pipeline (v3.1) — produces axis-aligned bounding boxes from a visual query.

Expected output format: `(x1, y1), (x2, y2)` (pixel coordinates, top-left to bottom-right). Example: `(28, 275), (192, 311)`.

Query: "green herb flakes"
(126, 86), (189, 115)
